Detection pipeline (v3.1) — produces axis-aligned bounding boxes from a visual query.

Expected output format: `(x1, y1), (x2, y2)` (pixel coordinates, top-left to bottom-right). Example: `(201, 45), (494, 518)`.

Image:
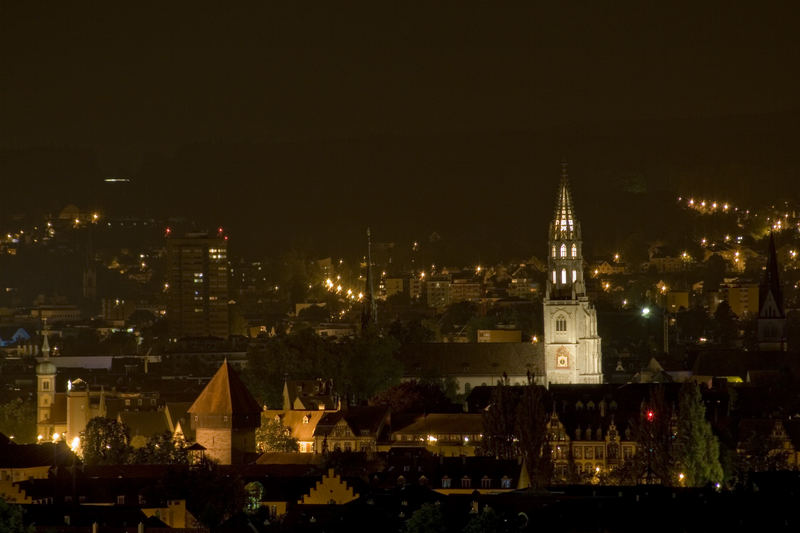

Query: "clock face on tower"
(556, 346), (570, 368)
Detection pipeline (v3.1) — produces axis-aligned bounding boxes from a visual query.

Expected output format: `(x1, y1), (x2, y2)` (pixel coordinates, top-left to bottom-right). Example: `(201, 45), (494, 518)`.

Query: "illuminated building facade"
(166, 232), (229, 339)
(543, 163), (603, 384)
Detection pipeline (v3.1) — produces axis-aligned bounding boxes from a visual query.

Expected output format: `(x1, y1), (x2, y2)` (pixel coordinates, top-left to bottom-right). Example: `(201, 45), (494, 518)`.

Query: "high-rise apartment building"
(166, 232), (229, 339)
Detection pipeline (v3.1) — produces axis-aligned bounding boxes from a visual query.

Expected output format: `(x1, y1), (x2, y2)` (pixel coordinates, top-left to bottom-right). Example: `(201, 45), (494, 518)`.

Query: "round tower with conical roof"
(187, 359), (261, 464)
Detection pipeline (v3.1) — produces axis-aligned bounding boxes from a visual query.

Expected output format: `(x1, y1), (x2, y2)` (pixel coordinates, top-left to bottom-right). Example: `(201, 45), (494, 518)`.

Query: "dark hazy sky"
(2, 2), (800, 259)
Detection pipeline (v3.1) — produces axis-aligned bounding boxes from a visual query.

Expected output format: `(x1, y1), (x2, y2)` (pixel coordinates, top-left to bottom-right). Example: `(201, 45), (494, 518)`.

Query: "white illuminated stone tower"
(543, 162), (603, 384)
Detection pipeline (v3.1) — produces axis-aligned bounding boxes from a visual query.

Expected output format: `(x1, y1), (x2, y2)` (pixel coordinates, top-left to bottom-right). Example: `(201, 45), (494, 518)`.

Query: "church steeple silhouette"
(361, 227), (378, 330)
(758, 232), (786, 351)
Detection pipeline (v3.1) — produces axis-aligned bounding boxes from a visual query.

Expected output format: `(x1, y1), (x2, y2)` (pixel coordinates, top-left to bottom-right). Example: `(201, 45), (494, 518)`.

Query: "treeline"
(244, 328), (403, 409)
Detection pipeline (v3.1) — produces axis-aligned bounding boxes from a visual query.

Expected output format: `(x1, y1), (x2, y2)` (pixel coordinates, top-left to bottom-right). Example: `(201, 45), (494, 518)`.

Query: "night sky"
(3, 3), (800, 261)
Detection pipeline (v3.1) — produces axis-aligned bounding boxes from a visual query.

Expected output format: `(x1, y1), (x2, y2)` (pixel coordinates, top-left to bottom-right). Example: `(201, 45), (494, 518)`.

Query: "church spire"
(553, 160), (578, 241)
(41, 318), (50, 358)
(758, 232), (787, 351)
(547, 161), (584, 299)
(362, 227), (378, 330)
(760, 232), (784, 318)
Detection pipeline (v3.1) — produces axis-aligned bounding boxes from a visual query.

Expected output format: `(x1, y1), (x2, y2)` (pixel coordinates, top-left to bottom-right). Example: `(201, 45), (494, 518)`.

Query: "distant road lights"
(37, 435), (43, 443)
(52, 432), (60, 442)
(70, 437), (81, 452)
(641, 307), (651, 317)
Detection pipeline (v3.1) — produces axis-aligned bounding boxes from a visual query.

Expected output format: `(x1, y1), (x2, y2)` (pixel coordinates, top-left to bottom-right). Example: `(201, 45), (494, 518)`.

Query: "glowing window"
(572, 270), (577, 282)
(552, 270), (556, 284)
(571, 244), (577, 257)
(561, 269), (567, 284)
(560, 244), (566, 258)
(552, 246), (556, 258)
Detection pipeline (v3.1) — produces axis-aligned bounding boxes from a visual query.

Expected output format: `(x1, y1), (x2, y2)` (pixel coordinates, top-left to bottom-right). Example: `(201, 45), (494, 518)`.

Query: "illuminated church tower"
(542, 162), (603, 384)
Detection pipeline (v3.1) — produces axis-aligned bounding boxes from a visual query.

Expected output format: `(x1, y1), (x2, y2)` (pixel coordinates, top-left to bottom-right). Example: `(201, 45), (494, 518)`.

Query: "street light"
(641, 307), (651, 317)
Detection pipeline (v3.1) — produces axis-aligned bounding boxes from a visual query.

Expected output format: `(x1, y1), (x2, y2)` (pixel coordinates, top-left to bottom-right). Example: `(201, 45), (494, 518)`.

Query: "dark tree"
(160, 457), (247, 529)
(255, 418), (299, 453)
(463, 506), (506, 533)
(0, 397), (36, 443)
(83, 417), (131, 465)
(0, 498), (34, 533)
(481, 380), (519, 459)
(129, 431), (188, 464)
(515, 383), (552, 488)
(630, 387), (676, 484)
(675, 382), (723, 486)
(405, 502), (446, 533)
(369, 380), (452, 413)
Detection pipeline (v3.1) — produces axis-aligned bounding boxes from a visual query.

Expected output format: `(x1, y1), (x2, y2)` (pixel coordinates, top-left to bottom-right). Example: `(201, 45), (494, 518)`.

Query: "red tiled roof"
(187, 360), (261, 416)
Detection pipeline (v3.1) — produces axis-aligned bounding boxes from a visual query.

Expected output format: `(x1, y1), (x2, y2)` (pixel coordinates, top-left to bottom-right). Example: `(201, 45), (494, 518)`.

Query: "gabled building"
(282, 379), (337, 411)
(389, 413), (484, 456)
(187, 360), (261, 464)
(313, 406), (389, 454)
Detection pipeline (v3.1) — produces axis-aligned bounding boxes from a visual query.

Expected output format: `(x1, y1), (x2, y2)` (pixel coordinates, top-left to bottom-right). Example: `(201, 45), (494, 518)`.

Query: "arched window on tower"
(560, 244), (567, 258)
(571, 244), (577, 257)
(561, 269), (567, 285)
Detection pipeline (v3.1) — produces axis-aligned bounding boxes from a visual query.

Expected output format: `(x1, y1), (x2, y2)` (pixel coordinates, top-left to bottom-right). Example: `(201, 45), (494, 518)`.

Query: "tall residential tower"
(166, 232), (229, 340)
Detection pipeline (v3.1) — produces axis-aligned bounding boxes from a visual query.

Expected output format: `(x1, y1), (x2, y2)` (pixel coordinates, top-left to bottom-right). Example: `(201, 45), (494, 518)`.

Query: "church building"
(542, 163), (603, 385)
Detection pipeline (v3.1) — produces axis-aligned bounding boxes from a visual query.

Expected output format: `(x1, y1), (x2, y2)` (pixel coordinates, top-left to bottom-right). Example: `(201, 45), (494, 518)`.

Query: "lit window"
(552, 270), (556, 284)
(560, 244), (566, 258)
(561, 269), (567, 284)
(552, 246), (556, 258)
(572, 270), (577, 282)
(571, 244), (577, 257)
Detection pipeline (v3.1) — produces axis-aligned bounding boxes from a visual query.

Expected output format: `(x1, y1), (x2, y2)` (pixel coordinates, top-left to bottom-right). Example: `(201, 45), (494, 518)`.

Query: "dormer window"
(303, 415), (309, 424)
(461, 476), (471, 489)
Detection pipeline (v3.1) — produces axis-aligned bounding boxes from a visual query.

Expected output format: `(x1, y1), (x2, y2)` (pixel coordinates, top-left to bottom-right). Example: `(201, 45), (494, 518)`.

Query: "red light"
(224, 236), (228, 240)
(165, 227), (171, 235)
(646, 410), (654, 421)
(218, 227), (224, 234)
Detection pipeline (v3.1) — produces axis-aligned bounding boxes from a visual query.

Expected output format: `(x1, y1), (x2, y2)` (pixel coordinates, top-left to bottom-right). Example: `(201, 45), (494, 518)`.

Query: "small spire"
(760, 231), (785, 318)
(362, 227), (378, 329)
(41, 318), (50, 358)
